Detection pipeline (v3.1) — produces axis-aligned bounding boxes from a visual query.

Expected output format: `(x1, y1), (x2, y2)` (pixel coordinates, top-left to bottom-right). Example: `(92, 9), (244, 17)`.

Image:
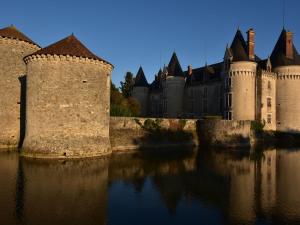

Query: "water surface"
(1, 148), (300, 225)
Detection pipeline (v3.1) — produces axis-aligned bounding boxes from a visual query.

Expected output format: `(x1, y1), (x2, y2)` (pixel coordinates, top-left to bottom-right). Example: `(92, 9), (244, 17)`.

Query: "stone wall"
(22, 55), (112, 158)
(0, 38), (40, 150)
(110, 117), (197, 151)
(196, 120), (252, 147)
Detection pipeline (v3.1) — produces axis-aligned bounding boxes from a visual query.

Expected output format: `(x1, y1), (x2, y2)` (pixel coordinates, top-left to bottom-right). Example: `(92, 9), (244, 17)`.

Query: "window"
(203, 87), (207, 98)
(267, 97), (271, 107)
(225, 111), (232, 120)
(267, 114), (272, 124)
(203, 100), (207, 113)
(219, 98), (223, 111)
(227, 77), (232, 87)
(226, 93), (232, 108)
(268, 81), (271, 89)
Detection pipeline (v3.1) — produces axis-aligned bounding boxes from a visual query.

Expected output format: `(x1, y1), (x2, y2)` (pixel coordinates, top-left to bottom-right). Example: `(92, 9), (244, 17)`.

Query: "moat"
(1, 147), (300, 225)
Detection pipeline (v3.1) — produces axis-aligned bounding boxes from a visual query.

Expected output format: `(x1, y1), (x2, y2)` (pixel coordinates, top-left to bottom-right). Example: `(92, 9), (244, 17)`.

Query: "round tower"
(227, 62), (257, 120)
(272, 29), (300, 132)
(22, 35), (113, 158)
(224, 29), (257, 120)
(164, 52), (185, 118)
(0, 26), (40, 150)
(132, 67), (149, 116)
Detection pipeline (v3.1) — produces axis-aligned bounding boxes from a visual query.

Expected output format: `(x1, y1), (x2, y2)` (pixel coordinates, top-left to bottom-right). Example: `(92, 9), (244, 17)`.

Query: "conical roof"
(270, 29), (300, 67)
(134, 67), (149, 87)
(229, 29), (250, 62)
(28, 35), (112, 65)
(168, 52), (183, 76)
(0, 25), (39, 46)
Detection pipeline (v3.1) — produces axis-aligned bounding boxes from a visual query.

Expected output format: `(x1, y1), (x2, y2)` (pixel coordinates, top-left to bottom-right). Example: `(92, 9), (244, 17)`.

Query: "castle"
(132, 28), (300, 132)
(0, 25), (113, 157)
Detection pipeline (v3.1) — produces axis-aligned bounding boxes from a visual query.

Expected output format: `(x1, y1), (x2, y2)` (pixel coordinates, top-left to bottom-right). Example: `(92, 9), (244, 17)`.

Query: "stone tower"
(22, 35), (113, 158)
(132, 67), (149, 116)
(164, 52), (185, 118)
(271, 29), (300, 132)
(0, 26), (40, 150)
(224, 29), (257, 120)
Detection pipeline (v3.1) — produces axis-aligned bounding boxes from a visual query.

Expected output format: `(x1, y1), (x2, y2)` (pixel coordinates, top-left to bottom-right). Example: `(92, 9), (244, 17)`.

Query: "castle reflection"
(1, 148), (300, 225)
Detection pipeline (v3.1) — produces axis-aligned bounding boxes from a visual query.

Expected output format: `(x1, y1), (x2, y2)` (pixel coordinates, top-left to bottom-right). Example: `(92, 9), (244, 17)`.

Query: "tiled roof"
(168, 52), (184, 76)
(270, 29), (300, 67)
(0, 25), (39, 46)
(28, 35), (112, 65)
(134, 67), (149, 87)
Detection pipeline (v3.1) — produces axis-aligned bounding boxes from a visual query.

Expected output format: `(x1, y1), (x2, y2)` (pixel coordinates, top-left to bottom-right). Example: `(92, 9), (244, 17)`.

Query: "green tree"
(110, 81), (140, 117)
(120, 71), (134, 98)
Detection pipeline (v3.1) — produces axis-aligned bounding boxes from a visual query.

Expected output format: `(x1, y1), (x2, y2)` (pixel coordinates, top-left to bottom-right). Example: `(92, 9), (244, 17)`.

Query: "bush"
(251, 120), (265, 133)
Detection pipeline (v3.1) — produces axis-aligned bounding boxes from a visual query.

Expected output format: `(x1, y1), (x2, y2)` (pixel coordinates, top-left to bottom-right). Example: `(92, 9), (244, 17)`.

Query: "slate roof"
(185, 62), (223, 86)
(150, 69), (163, 91)
(134, 67), (149, 87)
(229, 29), (250, 62)
(168, 52), (184, 76)
(0, 25), (39, 46)
(270, 29), (300, 67)
(28, 35), (112, 65)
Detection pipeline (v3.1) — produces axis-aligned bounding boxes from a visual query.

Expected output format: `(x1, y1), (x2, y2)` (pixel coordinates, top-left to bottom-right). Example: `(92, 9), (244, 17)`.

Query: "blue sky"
(1, 0), (300, 86)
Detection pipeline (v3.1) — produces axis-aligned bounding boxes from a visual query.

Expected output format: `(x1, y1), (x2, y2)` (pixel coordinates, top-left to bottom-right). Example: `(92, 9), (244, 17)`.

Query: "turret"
(271, 29), (300, 132)
(0, 25), (40, 150)
(132, 67), (149, 116)
(22, 35), (113, 158)
(223, 29), (257, 121)
(163, 52), (185, 118)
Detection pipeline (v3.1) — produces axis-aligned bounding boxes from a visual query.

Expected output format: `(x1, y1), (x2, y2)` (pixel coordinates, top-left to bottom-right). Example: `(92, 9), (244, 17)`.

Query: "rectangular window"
(268, 81), (271, 89)
(203, 87), (207, 98)
(267, 97), (271, 107)
(267, 114), (272, 124)
(226, 93), (232, 108)
(225, 111), (233, 120)
(228, 77), (232, 87)
(203, 100), (207, 113)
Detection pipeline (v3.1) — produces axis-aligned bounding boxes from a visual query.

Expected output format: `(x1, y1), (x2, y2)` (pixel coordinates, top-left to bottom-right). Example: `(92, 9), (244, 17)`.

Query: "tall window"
(226, 77), (232, 87)
(268, 81), (271, 89)
(267, 114), (272, 124)
(226, 93), (232, 108)
(226, 111), (232, 120)
(267, 97), (271, 107)
(203, 87), (207, 98)
(203, 100), (207, 113)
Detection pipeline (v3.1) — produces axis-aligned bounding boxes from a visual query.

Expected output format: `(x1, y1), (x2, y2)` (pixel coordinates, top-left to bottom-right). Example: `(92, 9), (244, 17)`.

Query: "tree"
(120, 71), (134, 98)
(110, 81), (140, 117)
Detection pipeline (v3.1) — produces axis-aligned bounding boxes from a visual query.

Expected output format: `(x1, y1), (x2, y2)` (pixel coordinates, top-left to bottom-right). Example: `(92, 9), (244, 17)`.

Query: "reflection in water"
(1, 148), (300, 225)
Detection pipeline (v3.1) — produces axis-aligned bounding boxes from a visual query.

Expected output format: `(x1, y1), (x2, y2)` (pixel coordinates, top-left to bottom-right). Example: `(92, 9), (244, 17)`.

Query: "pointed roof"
(229, 29), (250, 62)
(134, 67), (149, 87)
(167, 52), (183, 76)
(270, 29), (300, 67)
(0, 25), (39, 46)
(28, 35), (112, 65)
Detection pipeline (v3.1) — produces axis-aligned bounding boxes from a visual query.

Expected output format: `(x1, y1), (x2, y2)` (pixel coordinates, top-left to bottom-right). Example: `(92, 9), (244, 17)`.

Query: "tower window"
(267, 97), (271, 107)
(225, 111), (233, 120)
(203, 100), (207, 113)
(226, 93), (232, 108)
(267, 114), (272, 124)
(267, 81), (271, 89)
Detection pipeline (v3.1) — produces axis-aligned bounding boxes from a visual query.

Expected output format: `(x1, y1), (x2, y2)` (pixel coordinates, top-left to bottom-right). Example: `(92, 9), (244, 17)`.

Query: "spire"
(133, 66), (149, 87)
(167, 52), (183, 77)
(229, 29), (250, 62)
(270, 29), (300, 67)
(28, 35), (112, 65)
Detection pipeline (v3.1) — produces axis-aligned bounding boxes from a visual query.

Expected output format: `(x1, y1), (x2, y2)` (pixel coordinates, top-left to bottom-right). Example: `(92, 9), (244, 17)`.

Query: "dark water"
(1, 148), (300, 225)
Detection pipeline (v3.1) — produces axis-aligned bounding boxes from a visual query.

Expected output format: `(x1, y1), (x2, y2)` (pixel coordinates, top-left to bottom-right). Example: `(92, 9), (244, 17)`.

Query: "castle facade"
(132, 28), (300, 132)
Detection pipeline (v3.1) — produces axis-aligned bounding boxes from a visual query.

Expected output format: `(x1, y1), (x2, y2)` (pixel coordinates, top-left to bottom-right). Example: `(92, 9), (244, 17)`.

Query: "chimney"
(188, 65), (193, 76)
(247, 28), (255, 60)
(285, 31), (294, 59)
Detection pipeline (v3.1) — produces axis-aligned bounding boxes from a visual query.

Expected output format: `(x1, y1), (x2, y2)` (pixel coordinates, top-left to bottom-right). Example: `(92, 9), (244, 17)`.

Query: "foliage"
(143, 119), (162, 131)
(110, 82), (140, 117)
(179, 119), (187, 129)
(120, 71), (134, 98)
(251, 120), (265, 133)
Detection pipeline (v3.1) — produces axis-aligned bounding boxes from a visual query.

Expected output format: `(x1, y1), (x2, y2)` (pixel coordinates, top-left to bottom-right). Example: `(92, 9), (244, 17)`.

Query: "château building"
(132, 28), (300, 132)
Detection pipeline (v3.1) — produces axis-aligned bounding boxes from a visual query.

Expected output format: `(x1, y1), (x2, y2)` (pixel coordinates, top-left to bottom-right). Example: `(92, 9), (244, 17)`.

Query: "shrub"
(251, 120), (265, 133)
